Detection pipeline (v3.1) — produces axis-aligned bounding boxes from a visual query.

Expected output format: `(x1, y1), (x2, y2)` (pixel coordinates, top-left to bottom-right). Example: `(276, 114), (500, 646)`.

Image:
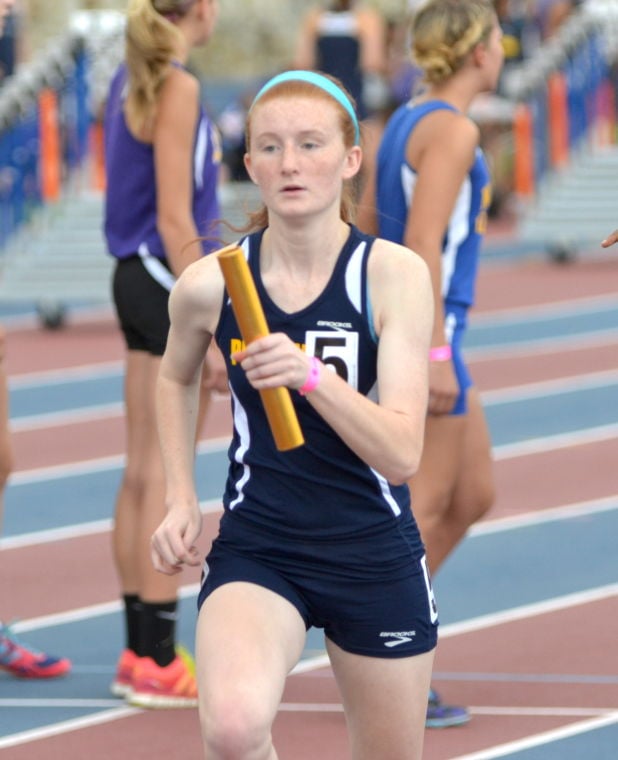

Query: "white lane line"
(9, 361), (123, 389)
(290, 583), (618, 677)
(0, 498), (224, 550)
(7, 418), (616, 486)
(481, 369), (618, 405)
(438, 583), (618, 639)
(2, 492), (615, 554)
(466, 328), (618, 361)
(492, 423), (618, 460)
(469, 495), (618, 537)
(1, 588), (616, 750)
(0, 699), (126, 708)
(450, 711), (618, 759)
(471, 293), (618, 325)
(8, 435), (231, 485)
(8, 366), (615, 435)
(1, 700), (611, 718)
(0, 702), (614, 754)
(8, 583), (200, 634)
(11, 403), (124, 431)
(0, 706), (140, 750)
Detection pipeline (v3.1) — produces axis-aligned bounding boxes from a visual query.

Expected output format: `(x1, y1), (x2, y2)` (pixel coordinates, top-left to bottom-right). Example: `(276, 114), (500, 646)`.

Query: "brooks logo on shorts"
(380, 631), (416, 647)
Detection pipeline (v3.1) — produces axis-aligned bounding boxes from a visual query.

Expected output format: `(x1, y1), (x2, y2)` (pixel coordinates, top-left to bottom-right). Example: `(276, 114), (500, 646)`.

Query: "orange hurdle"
(39, 89), (61, 203)
(513, 103), (535, 198)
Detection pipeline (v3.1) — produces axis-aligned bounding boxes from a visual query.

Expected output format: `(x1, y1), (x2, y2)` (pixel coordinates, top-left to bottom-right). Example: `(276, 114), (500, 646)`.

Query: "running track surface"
(0, 232), (617, 759)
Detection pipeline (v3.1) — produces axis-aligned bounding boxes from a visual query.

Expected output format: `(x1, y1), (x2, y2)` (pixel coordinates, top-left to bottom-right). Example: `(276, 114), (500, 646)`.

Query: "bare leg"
(0, 328), (13, 530)
(196, 582), (306, 759)
(327, 637), (434, 760)
(409, 388), (494, 575)
(113, 350), (177, 603)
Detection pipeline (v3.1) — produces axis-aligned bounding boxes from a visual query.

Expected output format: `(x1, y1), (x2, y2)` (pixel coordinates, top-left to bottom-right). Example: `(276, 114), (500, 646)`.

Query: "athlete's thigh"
(196, 581), (306, 722)
(327, 638), (435, 760)
(452, 387), (494, 512)
(123, 351), (162, 465)
(409, 412), (466, 520)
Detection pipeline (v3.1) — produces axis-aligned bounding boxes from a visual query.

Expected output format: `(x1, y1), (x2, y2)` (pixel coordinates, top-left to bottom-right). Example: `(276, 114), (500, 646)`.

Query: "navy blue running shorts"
(198, 525), (439, 659)
(112, 256), (172, 356)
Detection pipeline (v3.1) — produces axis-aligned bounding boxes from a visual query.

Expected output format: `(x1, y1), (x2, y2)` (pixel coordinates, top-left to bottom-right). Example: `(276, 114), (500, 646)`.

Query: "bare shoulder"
(368, 237), (430, 282)
(357, 6), (384, 27)
(409, 109), (478, 171)
(159, 66), (199, 115)
(301, 7), (321, 31)
(170, 252), (225, 333)
(367, 239), (433, 338)
(419, 109), (479, 152)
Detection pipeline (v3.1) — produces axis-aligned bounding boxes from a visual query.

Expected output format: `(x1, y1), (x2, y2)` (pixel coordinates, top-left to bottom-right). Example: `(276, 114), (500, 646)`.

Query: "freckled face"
(244, 95), (358, 221)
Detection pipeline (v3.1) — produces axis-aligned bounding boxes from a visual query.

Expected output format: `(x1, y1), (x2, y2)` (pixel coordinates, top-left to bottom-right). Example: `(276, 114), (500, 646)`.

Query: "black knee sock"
(139, 600), (178, 668)
(123, 594), (143, 655)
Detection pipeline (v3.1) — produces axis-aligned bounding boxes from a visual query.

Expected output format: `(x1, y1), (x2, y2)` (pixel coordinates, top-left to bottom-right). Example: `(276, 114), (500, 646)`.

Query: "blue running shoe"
(426, 687), (470, 729)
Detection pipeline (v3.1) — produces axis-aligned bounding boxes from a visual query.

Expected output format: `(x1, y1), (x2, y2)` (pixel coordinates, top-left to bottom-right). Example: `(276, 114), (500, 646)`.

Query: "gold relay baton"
(217, 244), (305, 451)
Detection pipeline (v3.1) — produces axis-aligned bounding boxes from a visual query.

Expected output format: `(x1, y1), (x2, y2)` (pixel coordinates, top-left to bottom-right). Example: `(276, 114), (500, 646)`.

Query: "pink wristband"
(429, 345), (452, 362)
(299, 356), (322, 395)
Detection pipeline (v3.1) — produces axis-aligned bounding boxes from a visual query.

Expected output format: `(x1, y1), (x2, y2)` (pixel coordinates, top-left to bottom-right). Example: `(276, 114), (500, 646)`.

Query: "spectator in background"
(294, 1), (390, 224)
(0, 0), (22, 84)
(494, 0), (541, 94)
(537, 0), (580, 39)
(293, 0), (388, 122)
(0, 0), (72, 682)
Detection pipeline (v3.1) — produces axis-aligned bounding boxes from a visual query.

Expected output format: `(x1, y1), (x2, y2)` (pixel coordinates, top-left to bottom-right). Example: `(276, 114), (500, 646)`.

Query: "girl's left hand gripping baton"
(217, 244), (305, 451)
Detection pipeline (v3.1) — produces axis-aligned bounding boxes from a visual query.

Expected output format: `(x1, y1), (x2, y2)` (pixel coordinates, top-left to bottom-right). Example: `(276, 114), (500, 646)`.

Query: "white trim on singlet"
(229, 387), (251, 510)
(371, 467), (402, 517)
(317, 10), (359, 36)
(441, 178), (471, 298)
(345, 240), (365, 314)
(194, 118), (208, 190)
(137, 243), (176, 292)
(401, 163), (471, 299)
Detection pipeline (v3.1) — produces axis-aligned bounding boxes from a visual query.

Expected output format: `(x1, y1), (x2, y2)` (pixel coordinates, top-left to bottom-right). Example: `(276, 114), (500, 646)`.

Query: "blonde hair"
(241, 76), (360, 232)
(411, 0), (496, 85)
(124, 0), (196, 133)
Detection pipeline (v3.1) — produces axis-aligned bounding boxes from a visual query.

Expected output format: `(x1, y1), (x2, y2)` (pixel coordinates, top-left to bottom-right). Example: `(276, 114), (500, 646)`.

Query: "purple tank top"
(103, 63), (221, 260)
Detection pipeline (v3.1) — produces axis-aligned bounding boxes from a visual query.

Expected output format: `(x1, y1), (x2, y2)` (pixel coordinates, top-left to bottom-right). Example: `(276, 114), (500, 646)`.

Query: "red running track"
(1, 247), (617, 759)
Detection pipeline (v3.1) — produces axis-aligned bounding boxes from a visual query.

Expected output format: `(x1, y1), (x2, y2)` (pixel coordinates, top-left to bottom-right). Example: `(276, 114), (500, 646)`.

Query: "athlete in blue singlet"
(371, 0), (504, 728)
(377, 98), (491, 415)
(103, 0), (224, 711)
(151, 71), (436, 759)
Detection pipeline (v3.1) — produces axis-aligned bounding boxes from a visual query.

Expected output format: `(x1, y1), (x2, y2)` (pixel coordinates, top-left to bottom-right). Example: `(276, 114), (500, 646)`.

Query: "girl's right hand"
(427, 360), (459, 415)
(150, 505), (202, 575)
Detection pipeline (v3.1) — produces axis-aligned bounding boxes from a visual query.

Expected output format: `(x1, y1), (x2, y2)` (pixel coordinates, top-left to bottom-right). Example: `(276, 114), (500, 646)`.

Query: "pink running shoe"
(128, 647), (198, 708)
(0, 623), (71, 679)
(110, 648), (140, 697)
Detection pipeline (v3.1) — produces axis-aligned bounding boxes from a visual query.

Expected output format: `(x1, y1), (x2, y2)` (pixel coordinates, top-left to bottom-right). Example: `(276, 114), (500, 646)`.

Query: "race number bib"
(304, 330), (359, 390)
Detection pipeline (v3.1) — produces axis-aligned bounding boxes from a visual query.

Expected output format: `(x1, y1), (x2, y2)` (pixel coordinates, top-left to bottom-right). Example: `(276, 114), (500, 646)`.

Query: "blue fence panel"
(0, 39), (91, 251)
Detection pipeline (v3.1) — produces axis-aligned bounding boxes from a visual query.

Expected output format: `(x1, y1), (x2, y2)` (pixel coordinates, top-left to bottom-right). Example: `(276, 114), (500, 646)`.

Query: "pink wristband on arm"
(298, 356), (322, 395)
(429, 345), (452, 362)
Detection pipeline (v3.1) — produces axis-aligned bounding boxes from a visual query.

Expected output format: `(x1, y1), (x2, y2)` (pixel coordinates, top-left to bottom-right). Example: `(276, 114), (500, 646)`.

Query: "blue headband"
(251, 70), (361, 145)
